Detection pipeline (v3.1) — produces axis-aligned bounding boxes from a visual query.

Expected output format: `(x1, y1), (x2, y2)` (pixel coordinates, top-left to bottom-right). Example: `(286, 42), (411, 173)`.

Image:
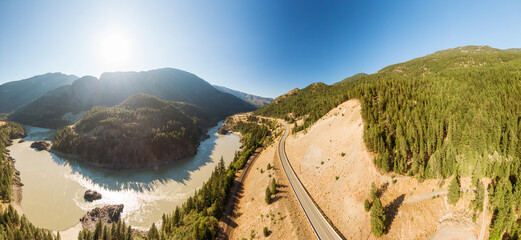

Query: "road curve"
(278, 124), (343, 240)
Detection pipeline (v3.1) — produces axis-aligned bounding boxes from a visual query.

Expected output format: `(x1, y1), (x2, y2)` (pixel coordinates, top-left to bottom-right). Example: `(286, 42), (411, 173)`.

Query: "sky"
(1, 1), (521, 98)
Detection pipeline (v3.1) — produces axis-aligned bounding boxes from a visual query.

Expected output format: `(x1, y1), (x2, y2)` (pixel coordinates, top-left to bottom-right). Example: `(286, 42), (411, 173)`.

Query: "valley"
(1, 46), (520, 240)
(9, 122), (241, 231)
(3, 2), (521, 239)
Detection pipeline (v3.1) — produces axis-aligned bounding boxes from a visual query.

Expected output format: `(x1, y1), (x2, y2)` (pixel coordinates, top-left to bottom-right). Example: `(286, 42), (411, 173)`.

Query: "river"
(7, 122), (240, 231)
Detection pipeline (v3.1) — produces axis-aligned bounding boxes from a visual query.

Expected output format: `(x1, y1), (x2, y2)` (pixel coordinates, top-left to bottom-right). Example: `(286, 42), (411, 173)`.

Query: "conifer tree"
(370, 197), (386, 237)
(448, 175), (460, 205)
(265, 185), (272, 204)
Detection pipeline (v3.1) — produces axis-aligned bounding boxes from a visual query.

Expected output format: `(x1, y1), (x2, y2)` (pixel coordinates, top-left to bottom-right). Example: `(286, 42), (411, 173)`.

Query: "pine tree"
(473, 180), (485, 211)
(370, 182), (377, 200)
(370, 197), (386, 237)
(94, 220), (102, 240)
(148, 223), (159, 240)
(448, 175), (460, 205)
(265, 186), (272, 204)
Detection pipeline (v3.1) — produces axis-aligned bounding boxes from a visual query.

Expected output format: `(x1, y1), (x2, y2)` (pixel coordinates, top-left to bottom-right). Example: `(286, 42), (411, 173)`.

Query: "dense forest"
(77, 118), (270, 239)
(0, 122), (24, 201)
(52, 94), (209, 169)
(257, 45), (521, 238)
(0, 122), (60, 240)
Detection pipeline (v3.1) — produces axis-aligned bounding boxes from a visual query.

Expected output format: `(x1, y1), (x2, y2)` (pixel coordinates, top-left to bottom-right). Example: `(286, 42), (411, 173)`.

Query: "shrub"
(364, 199), (372, 212)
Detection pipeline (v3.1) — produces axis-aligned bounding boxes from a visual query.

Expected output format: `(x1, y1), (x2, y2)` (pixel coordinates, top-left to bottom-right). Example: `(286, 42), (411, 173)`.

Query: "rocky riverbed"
(79, 204), (124, 230)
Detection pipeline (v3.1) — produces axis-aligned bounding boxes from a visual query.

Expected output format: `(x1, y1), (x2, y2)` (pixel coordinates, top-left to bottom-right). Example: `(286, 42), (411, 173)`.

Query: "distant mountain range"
(0, 73), (78, 114)
(9, 68), (255, 128)
(213, 85), (273, 108)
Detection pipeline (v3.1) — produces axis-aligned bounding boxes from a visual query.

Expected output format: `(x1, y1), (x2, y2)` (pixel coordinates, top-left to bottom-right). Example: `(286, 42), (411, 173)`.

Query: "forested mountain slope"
(334, 72), (367, 85)
(257, 45), (521, 238)
(52, 94), (210, 169)
(9, 68), (254, 128)
(0, 73), (78, 114)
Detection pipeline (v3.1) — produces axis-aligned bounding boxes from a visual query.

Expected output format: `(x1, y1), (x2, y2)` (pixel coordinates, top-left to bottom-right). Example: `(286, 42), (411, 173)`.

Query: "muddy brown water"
(8, 122), (240, 231)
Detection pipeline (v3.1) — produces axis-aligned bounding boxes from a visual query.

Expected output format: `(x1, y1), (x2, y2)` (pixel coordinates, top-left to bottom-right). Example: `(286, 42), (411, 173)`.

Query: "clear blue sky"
(1, 0), (520, 98)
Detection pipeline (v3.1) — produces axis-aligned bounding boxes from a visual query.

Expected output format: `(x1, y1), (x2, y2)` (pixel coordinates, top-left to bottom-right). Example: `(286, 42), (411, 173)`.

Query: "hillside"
(52, 94), (209, 169)
(9, 68), (255, 128)
(0, 73), (78, 114)
(257, 45), (521, 238)
(213, 85), (273, 107)
(334, 72), (367, 85)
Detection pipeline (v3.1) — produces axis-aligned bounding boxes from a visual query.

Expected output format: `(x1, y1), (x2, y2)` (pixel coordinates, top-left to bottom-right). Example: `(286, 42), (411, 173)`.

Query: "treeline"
(256, 46), (521, 237)
(0, 122), (24, 201)
(52, 94), (207, 169)
(0, 123), (60, 239)
(77, 220), (132, 240)
(258, 46), (521, 177)
(77, 119), (269, 239)
(0, 205), (59, 240)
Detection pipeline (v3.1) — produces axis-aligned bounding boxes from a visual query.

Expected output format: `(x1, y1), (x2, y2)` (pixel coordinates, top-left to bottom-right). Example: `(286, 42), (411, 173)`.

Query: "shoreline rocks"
(30, 141), (50, 151)
(84, 190), (102, 202)
(80, 204), (124, 231)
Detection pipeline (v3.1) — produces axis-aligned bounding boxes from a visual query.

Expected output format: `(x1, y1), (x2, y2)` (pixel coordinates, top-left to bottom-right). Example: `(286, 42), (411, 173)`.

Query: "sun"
(98, 31), (133, 70)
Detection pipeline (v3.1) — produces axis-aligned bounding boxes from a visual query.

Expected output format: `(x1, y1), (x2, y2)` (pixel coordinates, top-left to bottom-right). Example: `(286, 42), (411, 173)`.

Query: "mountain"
(52, 94), (209, 169)
(258, 45), (521, 177)
(9, 68), (255, 128)
(213, 85), (273, 108)
(257, 45), (521, 236)
(334, 73), (367, 85)
(0, 73), (78, 114)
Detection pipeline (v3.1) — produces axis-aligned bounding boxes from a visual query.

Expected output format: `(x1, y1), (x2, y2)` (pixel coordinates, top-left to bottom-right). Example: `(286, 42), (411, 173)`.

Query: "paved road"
(278, 124), (343, 240)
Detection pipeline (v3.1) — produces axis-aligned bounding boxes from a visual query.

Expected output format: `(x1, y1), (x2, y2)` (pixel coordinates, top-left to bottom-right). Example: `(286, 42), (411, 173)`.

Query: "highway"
(278, 124), (343, 240)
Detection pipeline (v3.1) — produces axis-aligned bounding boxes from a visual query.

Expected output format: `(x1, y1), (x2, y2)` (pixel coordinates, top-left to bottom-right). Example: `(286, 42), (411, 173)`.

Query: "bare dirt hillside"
(228, 141), (315, 240)
(284, 99), (489, 239)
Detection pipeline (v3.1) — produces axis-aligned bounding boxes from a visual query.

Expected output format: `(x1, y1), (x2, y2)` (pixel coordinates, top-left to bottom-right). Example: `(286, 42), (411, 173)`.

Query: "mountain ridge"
(9, 68), (255, 128)
(0, 73), (78, 114)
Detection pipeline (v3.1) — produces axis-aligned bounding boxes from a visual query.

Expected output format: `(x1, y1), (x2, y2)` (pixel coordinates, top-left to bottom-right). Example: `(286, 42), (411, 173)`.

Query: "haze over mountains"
(213, 85), (273, 107)
(0, 73), (78, 114)
(8, 68), (257, 128)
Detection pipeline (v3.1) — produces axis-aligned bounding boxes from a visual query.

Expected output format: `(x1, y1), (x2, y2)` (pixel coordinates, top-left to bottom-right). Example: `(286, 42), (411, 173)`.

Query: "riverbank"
(7, 139), (24, 216)
(9, 121), (242, 231)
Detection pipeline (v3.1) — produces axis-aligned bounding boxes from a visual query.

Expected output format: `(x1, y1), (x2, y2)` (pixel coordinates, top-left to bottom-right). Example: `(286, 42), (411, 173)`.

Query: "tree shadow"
(384, 194), (405, 233)
(377, 182), (389, 198)
(24, 122), (231, 192)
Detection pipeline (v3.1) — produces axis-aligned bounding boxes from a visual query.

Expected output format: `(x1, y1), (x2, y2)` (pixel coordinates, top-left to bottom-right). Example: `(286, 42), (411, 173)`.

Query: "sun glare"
(98, 31), (133, 70)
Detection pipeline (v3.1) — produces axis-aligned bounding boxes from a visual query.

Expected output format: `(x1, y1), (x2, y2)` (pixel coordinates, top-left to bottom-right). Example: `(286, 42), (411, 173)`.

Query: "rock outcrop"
(84, 190), (102, 202)
(30, 141), (50, 151)
(273, 88), (299, 103)
(218, 127), (229, 135)
(80, 204), (124, 230)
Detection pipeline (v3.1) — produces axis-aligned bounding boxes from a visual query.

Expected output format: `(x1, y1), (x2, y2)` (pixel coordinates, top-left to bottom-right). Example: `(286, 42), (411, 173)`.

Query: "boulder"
(84, 190), (102, 202)
(18, 139), (25, 143)
(30, 141), (50, 151)
(80, 204), (124, 230)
